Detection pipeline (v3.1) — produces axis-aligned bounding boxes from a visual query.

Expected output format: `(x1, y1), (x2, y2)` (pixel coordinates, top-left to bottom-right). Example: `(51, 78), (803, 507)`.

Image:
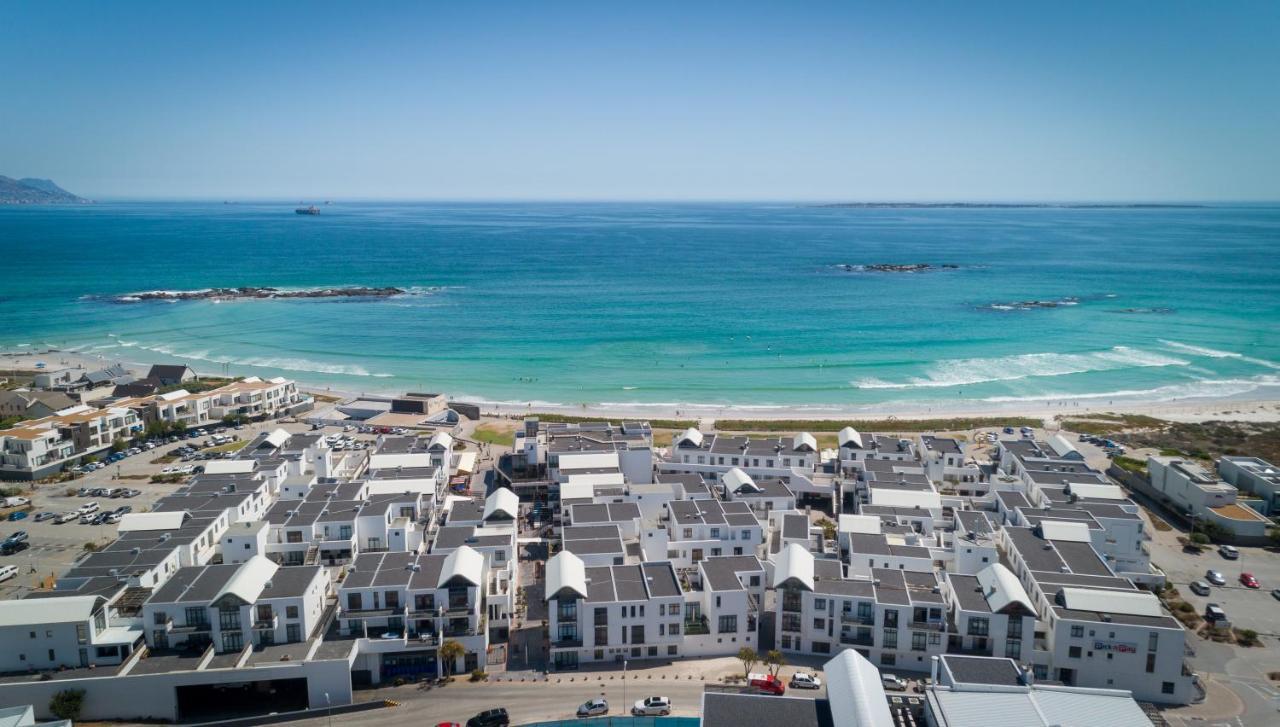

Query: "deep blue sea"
(1, 202), (1278, 414)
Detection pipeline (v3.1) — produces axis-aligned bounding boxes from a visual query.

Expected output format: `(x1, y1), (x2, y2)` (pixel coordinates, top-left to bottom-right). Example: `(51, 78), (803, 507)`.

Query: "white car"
(789, 672), (822, 689)
(632, 697), (671, 716)
(0, 565), (18, 583)
(576, 698), (609, 717)
(55, 511), (79, 524)
(882, 674), (907, 691)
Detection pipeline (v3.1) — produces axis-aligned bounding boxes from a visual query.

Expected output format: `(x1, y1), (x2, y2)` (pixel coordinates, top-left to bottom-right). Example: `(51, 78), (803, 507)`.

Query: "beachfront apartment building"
(430, 522), (518, 638)
(1148, 456), (1270, 538)
(642, 499), (764, 569)
(117, 389), (215, 429)
(0, 404), (143, 480)
(545, 551), (687, 669)
(919, 435), (981, 485)
(0, 595), (145, 673)
(1217, 455), (1280, 516)
(0, 389), (77, 420)
(338, 548), (489, 683)
(719, 468), (797, 518)
(999, 524), (1194, 703)
(515, 419), (654, 484)
(771, 543), (949, 671)
(837, 428), (916, 471)
(208, 376), (307, 419)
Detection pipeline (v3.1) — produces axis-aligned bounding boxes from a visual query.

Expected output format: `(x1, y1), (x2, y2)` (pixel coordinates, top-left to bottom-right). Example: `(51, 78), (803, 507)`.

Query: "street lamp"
(622, 659), (628, 715)
(323, 692), (332, 727)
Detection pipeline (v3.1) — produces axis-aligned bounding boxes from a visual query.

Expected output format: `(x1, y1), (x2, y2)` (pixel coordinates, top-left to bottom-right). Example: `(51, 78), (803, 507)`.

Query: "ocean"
(1, 202), (1278, 414)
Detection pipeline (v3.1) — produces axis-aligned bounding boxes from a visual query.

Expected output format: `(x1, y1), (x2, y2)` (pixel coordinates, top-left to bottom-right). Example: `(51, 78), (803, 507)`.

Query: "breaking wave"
(853, 346), (1189, 390)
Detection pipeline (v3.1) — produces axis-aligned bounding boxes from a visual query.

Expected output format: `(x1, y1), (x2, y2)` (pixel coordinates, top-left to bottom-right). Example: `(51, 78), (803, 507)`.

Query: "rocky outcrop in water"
(111, 286), (405, 303)
(835, 263), (960, 273)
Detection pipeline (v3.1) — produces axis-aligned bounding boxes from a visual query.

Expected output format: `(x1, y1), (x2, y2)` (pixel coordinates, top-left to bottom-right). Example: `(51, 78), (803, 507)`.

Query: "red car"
(1240, 572), (1260, 589)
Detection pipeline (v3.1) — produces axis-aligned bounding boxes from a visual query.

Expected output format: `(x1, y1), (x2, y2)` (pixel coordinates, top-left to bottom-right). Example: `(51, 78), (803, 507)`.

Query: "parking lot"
(0, 417), (325, 598)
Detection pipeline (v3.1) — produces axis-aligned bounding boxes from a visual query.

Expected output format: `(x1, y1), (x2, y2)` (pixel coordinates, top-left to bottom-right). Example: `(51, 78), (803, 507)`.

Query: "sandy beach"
(5, 346), (1278, 426)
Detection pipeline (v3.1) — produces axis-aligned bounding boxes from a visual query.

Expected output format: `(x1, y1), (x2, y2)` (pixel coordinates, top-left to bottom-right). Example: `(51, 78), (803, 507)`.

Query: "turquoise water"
(1, 202), (1278, 413)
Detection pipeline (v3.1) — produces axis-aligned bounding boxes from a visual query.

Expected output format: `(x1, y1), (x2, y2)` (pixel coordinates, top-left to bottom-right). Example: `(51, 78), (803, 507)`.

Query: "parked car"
(3, 496), (30, 508)
(0, 564), (18, 582)
(748, 673), (786, 695)
(7, 511), (27, 521)
(1204, 603), (1227, 623)
(1189, 580), (1211, 596)
(631, 697), (671, 716)
(78, 487), (93, 497)
(1, 540), (30, 556)
(4, 531), (27, 545)
(55, 511), (79, 524)
(103, 513), (122, 525)
(1205, 569), (1226, 586)
(465, 708), (510, 727)
(32, 512), (55, 522)
(113, 506), (133, 516)
(1271, 588), (1280, 601)
(1218, 545), (1239, 560)
(576, 698), (609, 717)
(882, 674), (907, 691)
(1240, 572), (1260, 589)
(789, 672), (822, 689)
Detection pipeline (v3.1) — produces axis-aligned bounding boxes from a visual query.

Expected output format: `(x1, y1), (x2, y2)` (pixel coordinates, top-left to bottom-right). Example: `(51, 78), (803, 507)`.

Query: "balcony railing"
(841, 612), (874, 625)
(253, 614), (279, 630)
(683, 616), (710, 636)
(552, 635), (584, 648)
(911, 620), (947, 632)
(171, 622), (211, 634)
(840, 632), (874, 647)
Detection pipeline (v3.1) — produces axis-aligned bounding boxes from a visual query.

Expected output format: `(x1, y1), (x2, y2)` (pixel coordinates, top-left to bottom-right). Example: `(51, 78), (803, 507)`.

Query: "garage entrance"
(175, 678), (308, 722)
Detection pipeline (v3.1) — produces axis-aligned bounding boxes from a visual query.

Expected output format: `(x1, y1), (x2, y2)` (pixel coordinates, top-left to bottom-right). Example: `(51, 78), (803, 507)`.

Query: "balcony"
(683, 616), (710, 636)
(840, 632), (874, 647)
(552, 635), (584, 648)
(253, 614), (279, 630)
(170, 622), (211, 634)
(911, 620), (947, 632)
(841, 612), (874, 625)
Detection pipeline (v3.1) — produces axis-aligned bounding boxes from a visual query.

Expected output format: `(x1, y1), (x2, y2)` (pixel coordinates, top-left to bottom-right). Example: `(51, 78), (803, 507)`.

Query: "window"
(669, 602), (680, 615)
(153, 611), (168, 626)
(1162, 682), (1175, 695)
(1070, 625), (1084, 638)
(495, 550), (505, 563)
(1148, 632), (1159, 651)
(631, 625), (645, 644)
(346, 594), (362, 611)
(813, 641), (831, 654)
(1146, 653), (1157, 673)
(1008, 618), (1023, 639)
(912, 632), (927, 652)
(815, 598), (827, 612)
(1068, 646), (1082, 658)
(668, 645), (678, 655)
(718, 616), (738, 634)
(683, 528), (693, 539)
(813, 618), (825, 629)
(967, 617), (989, 637)
(670, 622), (680, 635)
(883, 630), (897, 649)
(286, 605), (299, 619)
(742, 530), (752, 541)
(186, 606), (209, 627)
(286, 623), (302, 642)
(222, 631), (242, 651)
(48, 649), (55, 661)
(1005, 639), (1021, 659)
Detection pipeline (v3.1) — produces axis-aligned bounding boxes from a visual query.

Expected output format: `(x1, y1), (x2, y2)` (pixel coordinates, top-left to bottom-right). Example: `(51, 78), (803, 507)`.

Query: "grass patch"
(472, 423), (514, 446)
(150, 455), (177, 465)
(204, 440), (248, 454)
(1112, 456), (1148, 474)
(1151, 517), (1172, 532)
(715, 416), (1040, 433)
(720, 431), (841, 449)
(311, 392), (343, 403)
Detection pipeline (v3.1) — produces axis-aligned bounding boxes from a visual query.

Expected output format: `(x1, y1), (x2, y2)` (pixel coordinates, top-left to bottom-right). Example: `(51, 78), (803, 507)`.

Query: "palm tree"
(439, 639), (466, 679)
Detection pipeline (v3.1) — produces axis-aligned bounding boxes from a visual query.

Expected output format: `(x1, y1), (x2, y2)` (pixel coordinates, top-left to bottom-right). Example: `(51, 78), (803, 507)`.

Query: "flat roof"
(942, 655), (1024, 686)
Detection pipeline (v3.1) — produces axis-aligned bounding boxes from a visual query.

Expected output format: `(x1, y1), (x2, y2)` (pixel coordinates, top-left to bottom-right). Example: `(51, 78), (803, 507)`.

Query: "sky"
(1, 1), (1278, 201)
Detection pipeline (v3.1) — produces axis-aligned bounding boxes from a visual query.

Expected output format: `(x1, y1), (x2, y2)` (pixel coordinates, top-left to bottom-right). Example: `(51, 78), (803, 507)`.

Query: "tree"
(1267, 528), (1280, 547)
(49, 689), (86, 721)
(737, 647), (759, 680)
(764, 649), (786, 677)
(110, 438), (126, 453)
(1189, 532), (1210, 545)
(439, 639), (466, 678)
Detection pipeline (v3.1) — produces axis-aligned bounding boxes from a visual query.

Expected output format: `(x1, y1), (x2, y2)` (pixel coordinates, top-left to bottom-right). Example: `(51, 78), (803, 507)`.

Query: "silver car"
(1205, 569), (1226, 586)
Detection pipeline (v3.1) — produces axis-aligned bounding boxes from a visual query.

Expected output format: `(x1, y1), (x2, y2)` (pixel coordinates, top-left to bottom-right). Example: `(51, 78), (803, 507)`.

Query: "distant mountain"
(0, 176), (89, 204)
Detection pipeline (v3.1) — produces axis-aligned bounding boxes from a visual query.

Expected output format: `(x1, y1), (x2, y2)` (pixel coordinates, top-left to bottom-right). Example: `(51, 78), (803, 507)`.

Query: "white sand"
(4, 347), (1278, 425)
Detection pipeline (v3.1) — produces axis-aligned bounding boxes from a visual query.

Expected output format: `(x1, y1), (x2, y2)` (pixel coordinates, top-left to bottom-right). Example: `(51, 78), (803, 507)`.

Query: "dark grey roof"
(701, 556), (764, 591)
(997, 491), (1032, 509)
(948, 574), (992, 613)
(702, 693), (833, 727)
(846, 533), (892, 556)
(149, 564), (239, 604)
(1052, 540), (1114, 577)
(641, 563), (681, 598)
(341, 551), (445, 591)
(570, 502), (641, 524)
(259, 566), (323, 599)
(782, 513), (809, 540)
(942, 655), (1023, 686)
(955, 510), (994, 535)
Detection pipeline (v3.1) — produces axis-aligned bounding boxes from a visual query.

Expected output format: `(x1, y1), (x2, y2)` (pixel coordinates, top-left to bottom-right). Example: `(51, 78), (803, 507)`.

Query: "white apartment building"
(0, 595), (144, 672)
(642, 499), (763, 569)
(772, 543), (948, 671)
(1148, 456), (1269, 538)
(338, 548), (489, 683)
(208, 377), (306, 419)
(1000, 524), (1194, 703)
(430, 523), (518, 638)
(662, 429), (819, 489)
(0, 405), (143, 480)
(141, 558), (327, 654)
(943, 563), (1037, 662)
(545, 551), (686, 669)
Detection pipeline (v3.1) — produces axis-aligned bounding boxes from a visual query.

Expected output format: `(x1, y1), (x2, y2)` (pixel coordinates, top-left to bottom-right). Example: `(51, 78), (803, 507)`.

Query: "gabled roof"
(772, 542), (815, 591)
(0, 595), (103, 627)
(427, 432), (454, 451)
(838, 514), (881, 535)
(544, 550), (588, 601)
(438, 545), (483, 588)
(838, 426), (864, 449)
(722, 467), (758, 493)
(675, 427), (704, 448)
(823, 649), (894, 727)
(792, 432), (818, 452)
(483, 488), (519, 521)
(212, 556), (278, 605)
(203, 459), (256, 475)
(974, 563), (1035, 616)
(262, 428), (291, 449)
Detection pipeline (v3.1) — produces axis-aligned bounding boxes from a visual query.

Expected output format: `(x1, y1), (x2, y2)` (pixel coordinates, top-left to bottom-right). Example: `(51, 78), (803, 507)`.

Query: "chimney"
(930, 655), (940, 685)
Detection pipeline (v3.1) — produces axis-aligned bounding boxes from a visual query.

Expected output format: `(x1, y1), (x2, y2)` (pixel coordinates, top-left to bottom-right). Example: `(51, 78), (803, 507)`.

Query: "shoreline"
(4, 347), (1279, 426)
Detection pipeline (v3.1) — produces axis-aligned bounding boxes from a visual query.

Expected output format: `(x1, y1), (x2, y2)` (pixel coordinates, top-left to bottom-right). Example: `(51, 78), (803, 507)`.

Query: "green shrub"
(49, 689), (86, 721)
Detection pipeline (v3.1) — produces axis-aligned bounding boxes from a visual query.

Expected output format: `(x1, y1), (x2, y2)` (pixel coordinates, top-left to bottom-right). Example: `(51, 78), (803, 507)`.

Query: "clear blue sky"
(2, 1), (1277, 201)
